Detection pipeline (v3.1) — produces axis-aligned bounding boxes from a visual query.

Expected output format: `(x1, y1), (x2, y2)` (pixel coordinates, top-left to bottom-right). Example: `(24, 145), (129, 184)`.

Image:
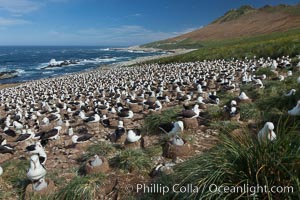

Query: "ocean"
(0, 46), (163, 84)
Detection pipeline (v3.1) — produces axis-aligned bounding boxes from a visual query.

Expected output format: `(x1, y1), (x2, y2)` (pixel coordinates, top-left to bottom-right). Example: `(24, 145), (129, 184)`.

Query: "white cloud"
(0, 0), (67, 15)
(0, 17), (30, 25)
(131, 13), (141, 17)
(0, 0), (41, 14)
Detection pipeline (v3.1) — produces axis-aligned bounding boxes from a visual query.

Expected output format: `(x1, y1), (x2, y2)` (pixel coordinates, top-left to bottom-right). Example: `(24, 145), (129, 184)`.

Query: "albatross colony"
(0, 55), (299, 195)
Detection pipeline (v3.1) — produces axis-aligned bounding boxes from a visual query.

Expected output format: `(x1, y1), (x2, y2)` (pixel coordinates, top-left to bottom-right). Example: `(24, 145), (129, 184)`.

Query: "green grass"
(240, 72), (300, 124)
(143, 38), (204, 50)
(47, 167), (77, 187)
(205, 105), (223, 120)
(254, 67), (277, 77)
(240, 103), (261, 121)
(0, 159), (29, 199)
(144, 145), (163, 157)
(209, 121), (241, 135)
(54, 173), (105, 200)
(78, 142), (116, 162)
(110, 149), (151, 173)
(143, 107), (181, 134)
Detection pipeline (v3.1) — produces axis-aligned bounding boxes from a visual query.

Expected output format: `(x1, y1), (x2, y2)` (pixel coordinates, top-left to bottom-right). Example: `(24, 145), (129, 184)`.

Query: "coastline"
(0, 48), (195, 89)
(106, 48), (195, 68)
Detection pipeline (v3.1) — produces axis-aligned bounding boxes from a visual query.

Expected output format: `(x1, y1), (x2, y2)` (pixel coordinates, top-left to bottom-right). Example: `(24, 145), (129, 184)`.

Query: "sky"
(0, 0), (299, 46)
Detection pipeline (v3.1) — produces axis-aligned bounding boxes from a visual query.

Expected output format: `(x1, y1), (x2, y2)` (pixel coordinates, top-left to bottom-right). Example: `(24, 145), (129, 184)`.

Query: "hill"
(143, 3), (300, 49)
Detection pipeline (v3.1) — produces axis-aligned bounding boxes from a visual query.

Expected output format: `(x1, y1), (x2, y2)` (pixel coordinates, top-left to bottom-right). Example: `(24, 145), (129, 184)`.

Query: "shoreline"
(106, 48), (195, 68)
(0, 48), (195, 89)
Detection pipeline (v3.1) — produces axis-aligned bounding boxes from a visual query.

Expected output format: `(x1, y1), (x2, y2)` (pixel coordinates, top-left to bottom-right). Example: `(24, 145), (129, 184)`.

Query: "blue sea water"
(0, 46), (163, 84)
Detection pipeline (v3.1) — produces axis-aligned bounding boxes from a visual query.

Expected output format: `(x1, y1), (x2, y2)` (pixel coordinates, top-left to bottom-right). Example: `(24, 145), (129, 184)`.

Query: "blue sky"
(0, 0), (299, 46)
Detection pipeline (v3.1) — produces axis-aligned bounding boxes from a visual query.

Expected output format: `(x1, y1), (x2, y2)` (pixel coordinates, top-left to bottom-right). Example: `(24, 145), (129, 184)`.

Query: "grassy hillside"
(146, 28), (300, 64)
(143, 4), (300, 50)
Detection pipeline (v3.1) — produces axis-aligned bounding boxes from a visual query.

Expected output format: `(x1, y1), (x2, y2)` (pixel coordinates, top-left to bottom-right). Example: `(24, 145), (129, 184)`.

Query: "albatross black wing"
(115, 127), (125, 140)
(15, 134), (31, 142)
(41, 129), (58, 140)
(181, 110), (197, 118)
(77, 133), (93, 142)
(84, 116), (95, 122)
(0, 145), (15, 154)
(101, 119), (110, 127)
(158, 122), (174, 133)
(25, 144), (36, 152)
(4, 129), (16, 137)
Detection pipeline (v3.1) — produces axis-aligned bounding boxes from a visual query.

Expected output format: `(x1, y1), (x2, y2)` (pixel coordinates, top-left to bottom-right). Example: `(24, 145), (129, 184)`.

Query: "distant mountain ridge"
(143, 3), (300, 49)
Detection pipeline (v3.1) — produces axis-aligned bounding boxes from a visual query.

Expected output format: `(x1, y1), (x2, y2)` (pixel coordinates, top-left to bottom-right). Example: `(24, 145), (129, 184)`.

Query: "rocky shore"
(42, 59), (80, 69)
(0, 70), (18, 80)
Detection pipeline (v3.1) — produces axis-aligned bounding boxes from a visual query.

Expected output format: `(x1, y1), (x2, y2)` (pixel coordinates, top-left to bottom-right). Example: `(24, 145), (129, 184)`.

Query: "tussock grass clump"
(111, 149), (151, 173)
(149, 119), (300, 199)
(54, 173), (105, 200)
(257, 95), (295, 114)
(144, 145), (163, 157)
(209, 120), (240, 134)
(240, 84), (264, 100)
(251, 78), (300, 123)
(78, 142), (115, 162)
(240, 103), (261, 121)
(291, 57), (299, 66)
(47, 167), (77, 187)
(255, 67), (277, 77)
(1, 159), (29, 198)
(239, 74), (300, 124)
(143, 107), (181, 134)
(1, 159), (28, 186)
(206, 105), (223, 120)
(218, 92), (236, 105)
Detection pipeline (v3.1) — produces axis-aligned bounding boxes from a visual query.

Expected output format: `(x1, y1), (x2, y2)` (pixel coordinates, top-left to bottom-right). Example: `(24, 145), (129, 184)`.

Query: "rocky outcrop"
(0, 70), (18, 80)
(42, 59), (80, 69)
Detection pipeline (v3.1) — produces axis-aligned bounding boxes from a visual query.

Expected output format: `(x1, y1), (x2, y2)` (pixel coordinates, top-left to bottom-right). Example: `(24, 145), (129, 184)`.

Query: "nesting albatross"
(27, 154), (46, 181)
(159, 121), (184, 137)
(126, 129), (142, 143)
(258, 122), (276, 144)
